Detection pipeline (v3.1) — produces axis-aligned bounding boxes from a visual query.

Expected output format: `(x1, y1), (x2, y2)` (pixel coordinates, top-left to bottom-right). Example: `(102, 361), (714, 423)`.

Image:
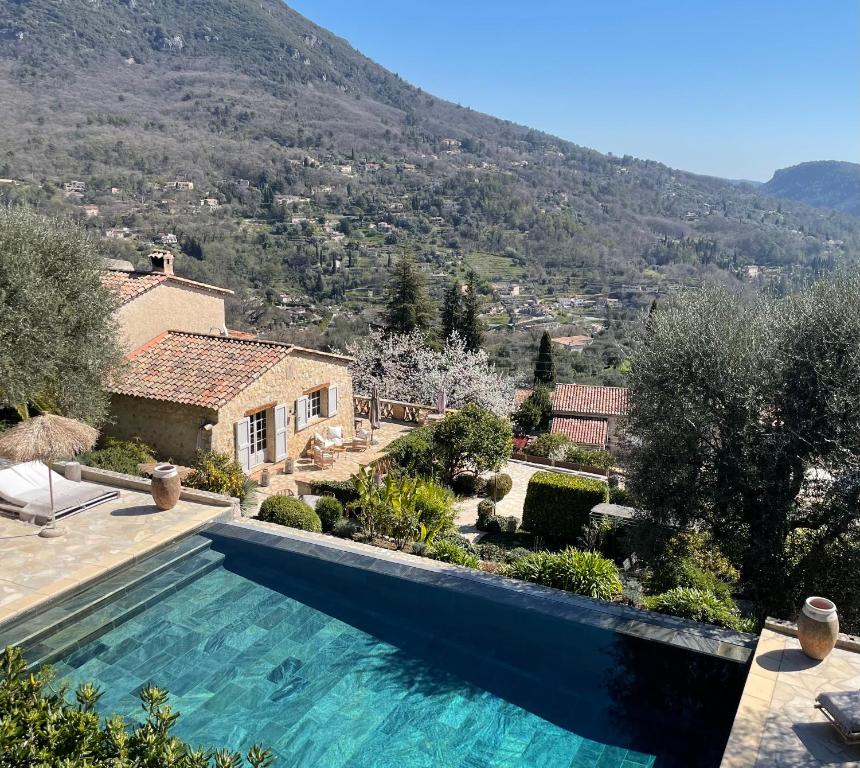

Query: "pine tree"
(441, 281), (462, 340)
(533, 331), (555, 385)
(383, 253), (432, 335)
(460, 272), (484, 351)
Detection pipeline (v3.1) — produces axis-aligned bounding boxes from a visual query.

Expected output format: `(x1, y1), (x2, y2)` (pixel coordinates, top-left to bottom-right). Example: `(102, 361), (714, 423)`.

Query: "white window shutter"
(274, 404), (288, 461)
(235, 417), (251, 473)
(295, 396), (309, 431)
(328, 384), (338, 417)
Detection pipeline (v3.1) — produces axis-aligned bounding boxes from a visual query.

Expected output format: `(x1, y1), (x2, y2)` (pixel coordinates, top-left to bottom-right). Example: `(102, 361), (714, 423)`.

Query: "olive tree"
(0, 207), (121, 424)
(627, 276), (860, 617)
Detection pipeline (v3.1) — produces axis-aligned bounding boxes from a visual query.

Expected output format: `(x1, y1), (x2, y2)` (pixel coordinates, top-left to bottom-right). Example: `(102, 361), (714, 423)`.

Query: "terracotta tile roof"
(101, 269), (233, 306)
(551, 383), (629, 416)
(101, 270), (167, 304)
(550, 417), (608, 448)
(107, 331), (291, 408)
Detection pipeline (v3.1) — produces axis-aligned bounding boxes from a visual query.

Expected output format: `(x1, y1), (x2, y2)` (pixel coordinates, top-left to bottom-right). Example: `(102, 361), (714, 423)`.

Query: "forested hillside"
(762, 161), (860, 216)
(1, 0), (858, 383)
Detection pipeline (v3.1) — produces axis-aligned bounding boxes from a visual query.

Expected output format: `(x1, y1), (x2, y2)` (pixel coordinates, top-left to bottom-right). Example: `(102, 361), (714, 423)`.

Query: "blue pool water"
(51, 532), (747, 767)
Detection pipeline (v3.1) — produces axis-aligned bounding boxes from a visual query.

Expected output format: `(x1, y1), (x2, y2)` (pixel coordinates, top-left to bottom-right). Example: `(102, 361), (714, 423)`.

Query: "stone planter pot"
(260, 468), (271, 487)
(151, 463), (181, 511)
(797, 596), (839, 660)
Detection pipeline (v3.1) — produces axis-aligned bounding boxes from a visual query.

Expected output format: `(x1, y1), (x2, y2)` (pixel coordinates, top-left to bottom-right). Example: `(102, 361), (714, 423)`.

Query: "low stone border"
(208, 518), (757, 664)
(764, 616), (860, 653)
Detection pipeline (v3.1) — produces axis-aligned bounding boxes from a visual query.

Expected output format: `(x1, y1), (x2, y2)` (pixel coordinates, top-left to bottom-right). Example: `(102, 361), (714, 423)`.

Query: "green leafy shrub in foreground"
(80, 437), (155, 476)
(645, 532), (739, 601)
(522, 471), (608, 542)
(507, 548), (622, 600)
(643, 587), (755, 633)
(259, 496), (322, 532)
(384, 426), (436, 476)
(0, 646), (273, 767)
(428, 539), (479, 568)
(185, 450), (249, 501)
(315, 496), (344, 532)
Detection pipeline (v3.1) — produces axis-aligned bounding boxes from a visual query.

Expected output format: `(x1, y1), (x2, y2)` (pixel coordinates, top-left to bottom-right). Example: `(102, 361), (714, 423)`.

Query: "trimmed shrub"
(384, 426), (436, 476)
(332, 517), (359, 539)
(527, 433), (570, 458)
(507, 548), (622, 600)
(504, 547), (533, 564)
(502, 515), (519, 533)
(185, 451), (249, 501)
(309, 478), (359, 505)
(315, 496), (344, 533)
(428, 540), (479, 568)
(643, 587), (755, 632)
(476, 499), (495, 530)
(79, 437), (155, 476)
(451, 473), (486, 497)
(485, 515), (519, 535)
(564, 446), (614, 470)
(486, 473), (513, 501)
(522, 471), (608, 542)
(477, 543), (507, 562)
(259, 496), (322, 532)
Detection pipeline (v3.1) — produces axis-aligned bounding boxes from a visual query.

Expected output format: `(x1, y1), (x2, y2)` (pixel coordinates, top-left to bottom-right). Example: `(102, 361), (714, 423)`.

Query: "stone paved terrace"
(0, 467), (235, 626)
(721, 624), (860, 767)
(251, 419), (413, 512)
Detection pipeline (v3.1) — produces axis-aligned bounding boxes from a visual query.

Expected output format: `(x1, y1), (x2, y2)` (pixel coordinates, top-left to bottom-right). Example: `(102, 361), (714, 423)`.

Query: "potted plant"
(797, 596), (839, 660)
(151, 463), (181, 510)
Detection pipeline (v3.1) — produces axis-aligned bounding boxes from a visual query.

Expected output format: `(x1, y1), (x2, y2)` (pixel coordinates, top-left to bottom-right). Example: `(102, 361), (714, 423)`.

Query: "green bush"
(646, 532), (739, 601)
(476, 498), (495, 530)
(564, 446), (614, 470)
(486, 472), (513, 501)
(507, 548), (622, 600)
(643, 587), (755, 632)
(428, 539), (479, 568)
(185, 451), (249, 500)
(527, 433), (570, 458)
(259, 496), (322, 532)
(485, 515), (519, 534)
(451, 473), (485, 496)
(608, 485), (634, 506)
(414, 481), (456, 541)
(522, 471), (608, 542)
(384, 426), (436, 476)
(0, 646), (272, 767)
(79, 437), (155, 476)
(332, 517), (359, 539)
(478, 543), (508, 562)
(308, 478), (359, 505)
(505, 547), (533, 564)
(315, 496), (344, 532)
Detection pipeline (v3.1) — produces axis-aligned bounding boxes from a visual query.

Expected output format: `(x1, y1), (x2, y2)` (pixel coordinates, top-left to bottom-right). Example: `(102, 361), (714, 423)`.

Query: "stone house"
(101, 252), (355, 473)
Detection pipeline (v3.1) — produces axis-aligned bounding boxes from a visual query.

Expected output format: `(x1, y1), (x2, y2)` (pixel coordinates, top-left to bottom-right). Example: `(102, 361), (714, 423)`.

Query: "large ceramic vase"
(797, 596), (839, 660)
(151, 463), (181, 511)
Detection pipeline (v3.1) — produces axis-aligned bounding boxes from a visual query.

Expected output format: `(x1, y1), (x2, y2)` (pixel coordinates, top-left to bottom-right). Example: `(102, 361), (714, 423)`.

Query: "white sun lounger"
(0, 461), (120, 526)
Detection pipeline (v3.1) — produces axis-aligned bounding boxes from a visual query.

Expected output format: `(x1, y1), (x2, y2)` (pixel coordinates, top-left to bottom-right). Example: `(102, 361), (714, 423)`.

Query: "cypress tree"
(441, 281), (462, 340)
(383, 253), (432, 335)
(460, 272), (484, 351)
(533, 331), (555, 385)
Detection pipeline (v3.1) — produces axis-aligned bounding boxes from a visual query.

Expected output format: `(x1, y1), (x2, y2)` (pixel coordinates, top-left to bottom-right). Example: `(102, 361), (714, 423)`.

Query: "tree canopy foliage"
(627, 276), (860, 618)
(0, 207), (121, 424)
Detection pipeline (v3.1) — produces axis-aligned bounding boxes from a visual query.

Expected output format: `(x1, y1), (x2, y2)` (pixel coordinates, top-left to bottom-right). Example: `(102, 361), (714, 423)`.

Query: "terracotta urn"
(797, 596), (839, 660)
(151, 463), (181, 510)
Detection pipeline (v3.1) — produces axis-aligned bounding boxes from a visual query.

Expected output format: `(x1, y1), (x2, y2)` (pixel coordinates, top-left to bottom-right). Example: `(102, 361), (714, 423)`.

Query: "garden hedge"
(259, 496), (322, 532)
(521, 471), (608, 542)
(308, 478), (359, 505)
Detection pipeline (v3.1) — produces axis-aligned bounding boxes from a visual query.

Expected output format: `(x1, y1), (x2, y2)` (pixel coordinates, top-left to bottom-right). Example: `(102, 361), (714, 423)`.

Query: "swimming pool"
(44, 525), (749, 767)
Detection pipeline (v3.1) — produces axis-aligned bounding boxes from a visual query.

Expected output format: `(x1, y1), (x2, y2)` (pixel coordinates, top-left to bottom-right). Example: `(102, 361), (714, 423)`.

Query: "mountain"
(1, 0), (859, 384)
(762, 161), (860, 216)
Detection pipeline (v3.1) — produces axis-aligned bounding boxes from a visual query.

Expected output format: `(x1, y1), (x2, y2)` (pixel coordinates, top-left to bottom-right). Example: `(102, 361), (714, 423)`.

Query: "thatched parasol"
(0, 414), (98, 537)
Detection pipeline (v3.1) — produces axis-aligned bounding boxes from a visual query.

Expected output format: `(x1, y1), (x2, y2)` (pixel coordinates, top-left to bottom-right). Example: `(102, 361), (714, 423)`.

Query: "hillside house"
(164, 181), (194, 191)
(82, 205), (100, 218)
(200, 198), (220, 208)
(552, 335), (593, 352)
(159, 233), (178, 245)
(101, 253), (355, 472)
(549, 383), (629, 453)
(63, 180), (86, 193)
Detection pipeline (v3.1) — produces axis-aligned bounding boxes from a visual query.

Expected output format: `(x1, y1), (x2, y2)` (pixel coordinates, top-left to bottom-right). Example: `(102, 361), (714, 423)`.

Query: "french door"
(248, 409), (267, 467)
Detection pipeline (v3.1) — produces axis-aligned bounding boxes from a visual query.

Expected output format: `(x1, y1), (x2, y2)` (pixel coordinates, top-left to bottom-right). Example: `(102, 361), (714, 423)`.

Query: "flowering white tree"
(345, 330), (514, 416)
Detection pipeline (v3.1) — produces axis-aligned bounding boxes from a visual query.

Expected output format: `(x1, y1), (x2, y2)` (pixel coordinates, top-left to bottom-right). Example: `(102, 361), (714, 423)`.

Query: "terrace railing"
(353, 394), (438, 424)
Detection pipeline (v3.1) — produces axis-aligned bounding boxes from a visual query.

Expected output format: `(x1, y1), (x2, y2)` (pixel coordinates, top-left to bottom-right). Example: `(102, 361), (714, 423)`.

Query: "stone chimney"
(149, 249), (174, 275)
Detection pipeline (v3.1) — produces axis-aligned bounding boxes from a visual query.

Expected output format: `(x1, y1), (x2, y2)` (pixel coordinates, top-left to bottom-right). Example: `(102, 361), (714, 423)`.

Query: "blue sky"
(288, 0), (859, 181)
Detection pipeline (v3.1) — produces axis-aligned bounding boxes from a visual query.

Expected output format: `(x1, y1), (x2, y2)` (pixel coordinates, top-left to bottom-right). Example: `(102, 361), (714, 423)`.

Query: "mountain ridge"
(762, 161), (860, 216)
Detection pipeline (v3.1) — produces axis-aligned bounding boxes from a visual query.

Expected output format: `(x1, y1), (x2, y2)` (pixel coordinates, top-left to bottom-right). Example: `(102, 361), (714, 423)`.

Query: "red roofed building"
(549, 417), (608, 450)
(101, 252), (356, 473)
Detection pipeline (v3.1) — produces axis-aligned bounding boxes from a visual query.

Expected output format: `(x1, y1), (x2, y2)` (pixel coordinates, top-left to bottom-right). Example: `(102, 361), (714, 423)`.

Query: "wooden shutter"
(274, 404), (288, 461)
(235, 417), (251, 473)
(327, 384), (338, 417)
(295, 396), (309, 431)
